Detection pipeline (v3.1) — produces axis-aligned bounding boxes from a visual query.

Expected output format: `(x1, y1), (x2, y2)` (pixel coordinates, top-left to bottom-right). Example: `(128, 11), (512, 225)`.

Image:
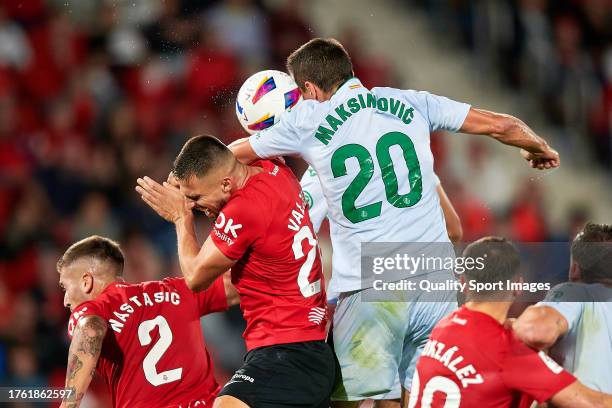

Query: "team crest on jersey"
(302, 190), (313, 209)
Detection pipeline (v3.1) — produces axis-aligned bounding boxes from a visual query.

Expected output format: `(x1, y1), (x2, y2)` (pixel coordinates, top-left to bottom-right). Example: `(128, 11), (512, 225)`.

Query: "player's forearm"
(228, 138), (261, 164)
(436, 184), (462, 243)
(514, 306), (567, 350)
(461, 108), (549, 154)
(551, 380), (612, 408)
(61, 316), (106, 408)
(176, 218), (229, 291)
(494, 116), (550, 154)
(175, 216), (208, 290)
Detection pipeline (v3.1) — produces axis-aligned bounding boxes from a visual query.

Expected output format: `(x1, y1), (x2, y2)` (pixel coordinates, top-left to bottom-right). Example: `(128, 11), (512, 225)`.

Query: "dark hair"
(462, 236), (521, 299)
(173, 135), (233, 180)
(57, 235), (124, 275)
(287, 38), (353, 92)
(571, 223), (612, 282)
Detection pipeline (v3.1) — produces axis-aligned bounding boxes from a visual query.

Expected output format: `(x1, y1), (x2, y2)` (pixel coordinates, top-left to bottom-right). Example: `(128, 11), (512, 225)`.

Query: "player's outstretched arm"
(436, 184), (462, 243)
(228, 137), (259, 164)
(460, 108), (560, 170)
(513, 305), (569, 350)
(550, 380), (612, 408)
(60, 315), (107, 408)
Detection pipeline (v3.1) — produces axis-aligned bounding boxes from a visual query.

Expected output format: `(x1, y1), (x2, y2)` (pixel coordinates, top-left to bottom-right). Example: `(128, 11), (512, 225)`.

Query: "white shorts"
(330, 281), (457, 401)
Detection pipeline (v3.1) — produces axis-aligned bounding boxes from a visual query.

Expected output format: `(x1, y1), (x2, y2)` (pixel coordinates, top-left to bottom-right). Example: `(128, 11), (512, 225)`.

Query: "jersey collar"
(331, 77), (363, 101)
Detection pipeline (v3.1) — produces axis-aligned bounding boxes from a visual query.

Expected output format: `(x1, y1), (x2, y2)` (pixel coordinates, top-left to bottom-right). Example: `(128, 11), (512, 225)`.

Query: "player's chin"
(201, 208), (219, 220)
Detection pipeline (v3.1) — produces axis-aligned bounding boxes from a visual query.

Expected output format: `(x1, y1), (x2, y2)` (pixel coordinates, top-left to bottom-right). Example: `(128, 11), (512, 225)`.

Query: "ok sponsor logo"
(214, 212), (243, 238)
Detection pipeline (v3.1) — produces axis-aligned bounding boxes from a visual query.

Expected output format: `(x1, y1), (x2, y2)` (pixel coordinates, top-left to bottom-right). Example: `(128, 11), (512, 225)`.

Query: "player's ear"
(221, 176), (232, 194)
(82, 271), (94, 294)
(303, 81), (316, 100)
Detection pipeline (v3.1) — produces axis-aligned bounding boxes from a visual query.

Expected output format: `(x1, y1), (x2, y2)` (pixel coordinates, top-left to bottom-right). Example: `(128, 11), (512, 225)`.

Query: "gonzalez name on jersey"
(410, 306), (576, 407)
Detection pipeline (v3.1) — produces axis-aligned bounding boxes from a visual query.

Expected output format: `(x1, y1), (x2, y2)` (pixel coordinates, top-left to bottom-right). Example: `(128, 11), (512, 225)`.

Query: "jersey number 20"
(331, 131), (423, 223)
(138, 315), (183, 386)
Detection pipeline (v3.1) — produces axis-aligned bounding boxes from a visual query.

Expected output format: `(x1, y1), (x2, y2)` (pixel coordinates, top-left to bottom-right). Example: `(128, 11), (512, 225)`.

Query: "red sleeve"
(194, 275), (229, 316)
(501, 339), (576, 403)
(164, 277), (229, 316)
(209, 195), (266, 260)
(67, 301), (106, 338)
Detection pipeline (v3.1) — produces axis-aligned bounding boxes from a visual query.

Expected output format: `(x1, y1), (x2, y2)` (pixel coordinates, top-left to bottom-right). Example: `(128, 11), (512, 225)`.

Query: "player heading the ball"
(136, 135), (335, 408)
(230, 37), (560, 406)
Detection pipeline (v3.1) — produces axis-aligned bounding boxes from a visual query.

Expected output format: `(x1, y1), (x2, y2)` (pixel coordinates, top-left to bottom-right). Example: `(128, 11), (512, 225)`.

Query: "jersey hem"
(245, 331), (327, 351)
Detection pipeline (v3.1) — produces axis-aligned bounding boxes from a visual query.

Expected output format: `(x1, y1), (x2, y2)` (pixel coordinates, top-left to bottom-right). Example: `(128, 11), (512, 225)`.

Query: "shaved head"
(58, 235), (124, 311)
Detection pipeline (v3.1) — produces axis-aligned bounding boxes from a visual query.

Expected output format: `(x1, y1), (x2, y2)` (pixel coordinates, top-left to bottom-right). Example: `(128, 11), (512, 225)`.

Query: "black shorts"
(217, 340), (335, 408)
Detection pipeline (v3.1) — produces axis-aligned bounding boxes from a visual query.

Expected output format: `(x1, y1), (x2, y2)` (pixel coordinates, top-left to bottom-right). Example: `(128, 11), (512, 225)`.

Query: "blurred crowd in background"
(415, 0), (612, 168)
(0, 0), (607, 406)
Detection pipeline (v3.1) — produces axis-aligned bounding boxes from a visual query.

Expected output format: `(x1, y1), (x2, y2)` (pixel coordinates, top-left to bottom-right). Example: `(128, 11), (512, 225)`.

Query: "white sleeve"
(300, 166), (328, 234)
(432, 172), (441, 186)
(403, 90), (471, 132)
(248, 101), (316, 158)
(539, 283), (586, 332)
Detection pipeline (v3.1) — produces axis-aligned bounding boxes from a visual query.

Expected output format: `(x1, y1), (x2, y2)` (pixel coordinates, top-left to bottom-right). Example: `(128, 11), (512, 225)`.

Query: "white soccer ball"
(235, 70), (302, 135)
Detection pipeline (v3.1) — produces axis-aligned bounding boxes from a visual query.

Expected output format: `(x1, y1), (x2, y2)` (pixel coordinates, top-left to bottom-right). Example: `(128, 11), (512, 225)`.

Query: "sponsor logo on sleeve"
(214, 212), (243, 246)
(538, 351), (564, 374)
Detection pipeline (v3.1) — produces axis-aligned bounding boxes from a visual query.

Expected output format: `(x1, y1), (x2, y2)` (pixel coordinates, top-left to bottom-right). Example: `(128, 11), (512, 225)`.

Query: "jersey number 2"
(331, 131), (423, 223)
(292, 225), (321, 297)
(138, 315), (183, 386)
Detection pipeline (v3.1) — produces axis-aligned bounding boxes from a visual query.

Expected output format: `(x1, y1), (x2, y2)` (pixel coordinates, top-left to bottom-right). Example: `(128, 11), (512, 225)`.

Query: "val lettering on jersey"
(209, 160), (327, 351)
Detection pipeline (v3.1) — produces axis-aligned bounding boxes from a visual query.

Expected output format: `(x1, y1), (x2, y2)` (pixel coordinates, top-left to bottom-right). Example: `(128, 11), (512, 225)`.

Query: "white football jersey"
(540, 282), (612, 393)
(250, 78), (470, 293)
(300, 166), (442, 236)
(299, 166), (327, 234)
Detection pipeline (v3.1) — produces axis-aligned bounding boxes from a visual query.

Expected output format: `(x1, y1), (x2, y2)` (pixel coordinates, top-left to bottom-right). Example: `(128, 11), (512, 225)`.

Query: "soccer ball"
(235, 70), (301, 135)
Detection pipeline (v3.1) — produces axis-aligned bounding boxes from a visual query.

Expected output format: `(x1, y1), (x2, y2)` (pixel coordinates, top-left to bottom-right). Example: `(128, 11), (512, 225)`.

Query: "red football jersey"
(67, 277), (228, 408)
(210, 159), (327, 350)
(410, 306), (576, 408)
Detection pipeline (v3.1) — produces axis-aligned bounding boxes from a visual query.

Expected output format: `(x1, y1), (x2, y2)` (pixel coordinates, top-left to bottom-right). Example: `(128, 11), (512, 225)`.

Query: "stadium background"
(0, 0), (610, 406)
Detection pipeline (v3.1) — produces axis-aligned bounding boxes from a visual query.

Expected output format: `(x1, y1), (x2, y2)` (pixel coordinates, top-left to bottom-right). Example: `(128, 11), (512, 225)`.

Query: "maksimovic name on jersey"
(314, 92), (415, 145)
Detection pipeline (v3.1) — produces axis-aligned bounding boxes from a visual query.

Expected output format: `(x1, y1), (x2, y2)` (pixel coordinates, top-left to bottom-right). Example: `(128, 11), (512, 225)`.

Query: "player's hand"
(520, 147), (560, 170)
(136, 176), (194, 223)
